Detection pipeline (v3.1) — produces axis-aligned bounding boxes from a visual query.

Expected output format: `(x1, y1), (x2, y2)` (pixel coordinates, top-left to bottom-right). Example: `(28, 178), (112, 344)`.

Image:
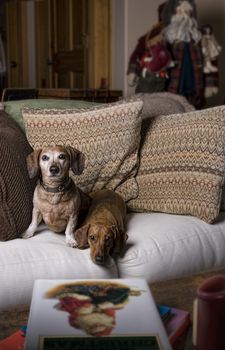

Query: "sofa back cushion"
(0, 111), (36, 241)
(22, 100), (143, 202)
(128, 106), (225, 223)
(125, 92), (195, 119)
(4, 99), (100, 132)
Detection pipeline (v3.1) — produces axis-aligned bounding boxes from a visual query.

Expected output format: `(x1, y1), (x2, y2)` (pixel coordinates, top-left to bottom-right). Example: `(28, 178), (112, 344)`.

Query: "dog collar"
(40, 178), (73, 193)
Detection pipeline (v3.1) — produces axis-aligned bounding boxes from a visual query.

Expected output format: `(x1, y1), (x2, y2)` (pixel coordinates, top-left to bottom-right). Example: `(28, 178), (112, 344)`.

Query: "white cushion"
(118, 212), (225, 281)
(1, 213), (225, 311)
(0, 225), (117, 311)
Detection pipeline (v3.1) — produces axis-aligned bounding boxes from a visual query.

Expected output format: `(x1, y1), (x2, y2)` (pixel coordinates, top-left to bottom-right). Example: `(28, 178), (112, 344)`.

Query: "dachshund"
(74, 189), (127, 264)
(22, 145), (91, 247)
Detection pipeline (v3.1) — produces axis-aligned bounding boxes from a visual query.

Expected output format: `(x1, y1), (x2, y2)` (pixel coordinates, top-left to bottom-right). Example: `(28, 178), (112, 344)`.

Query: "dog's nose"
(49, 165), (60, 175)
(95, 255), (104, 264)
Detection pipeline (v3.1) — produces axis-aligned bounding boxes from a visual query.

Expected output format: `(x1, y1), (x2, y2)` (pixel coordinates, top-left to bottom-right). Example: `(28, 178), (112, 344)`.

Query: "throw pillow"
(125, 92), (195, 119)
(4, 99), (100, 132)
(0, 111), (36, 241)
(128, 106), (225, 223)
(22, 100), (143, 202)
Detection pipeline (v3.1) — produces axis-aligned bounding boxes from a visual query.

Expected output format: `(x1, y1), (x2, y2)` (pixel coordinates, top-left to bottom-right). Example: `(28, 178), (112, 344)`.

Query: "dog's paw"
(66, 237), (78, 248)
(22, 230), (34, 239)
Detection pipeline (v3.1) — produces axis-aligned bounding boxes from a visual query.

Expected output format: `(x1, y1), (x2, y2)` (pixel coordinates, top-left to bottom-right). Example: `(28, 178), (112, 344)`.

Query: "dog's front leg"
(65, 215), (78, 247)
(22, 208), (42, 239)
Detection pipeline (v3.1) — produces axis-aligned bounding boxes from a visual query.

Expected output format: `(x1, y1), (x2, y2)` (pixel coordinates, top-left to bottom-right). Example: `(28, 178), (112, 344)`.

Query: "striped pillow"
(128, 106), (225, 223)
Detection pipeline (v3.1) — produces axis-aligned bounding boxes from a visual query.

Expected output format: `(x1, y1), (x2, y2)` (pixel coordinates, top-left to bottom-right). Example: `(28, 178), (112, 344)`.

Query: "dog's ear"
(26, 150), (42, 179)
(74, 224), (90, 249)
(110, 225), (128, 255)
(66, 146), (85, 175)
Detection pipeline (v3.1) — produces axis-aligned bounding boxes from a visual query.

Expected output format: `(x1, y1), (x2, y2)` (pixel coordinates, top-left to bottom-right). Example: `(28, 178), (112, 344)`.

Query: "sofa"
(1, 92), (225, 312)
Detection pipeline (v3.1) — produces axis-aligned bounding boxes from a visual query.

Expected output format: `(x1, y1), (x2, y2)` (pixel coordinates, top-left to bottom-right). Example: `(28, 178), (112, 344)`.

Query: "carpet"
(0, 308), (29, 340)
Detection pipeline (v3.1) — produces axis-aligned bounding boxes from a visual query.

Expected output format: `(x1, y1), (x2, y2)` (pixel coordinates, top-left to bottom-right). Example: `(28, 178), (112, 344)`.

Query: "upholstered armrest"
(0, 111), (36, 240)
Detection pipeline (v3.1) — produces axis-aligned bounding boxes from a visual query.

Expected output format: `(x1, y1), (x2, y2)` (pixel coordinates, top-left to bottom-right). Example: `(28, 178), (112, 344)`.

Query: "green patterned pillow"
(22, 100), (143, 202)
(4, 99), (100, 131)
(128, 106), (225, 223)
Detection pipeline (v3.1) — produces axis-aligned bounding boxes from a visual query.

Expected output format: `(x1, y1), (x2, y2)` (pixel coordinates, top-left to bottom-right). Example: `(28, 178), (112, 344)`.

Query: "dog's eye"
(105, 235), (111, 241)
(89, 235), (96, 242)
(42, 155), (49, 161)
(58, 154), (65, 160)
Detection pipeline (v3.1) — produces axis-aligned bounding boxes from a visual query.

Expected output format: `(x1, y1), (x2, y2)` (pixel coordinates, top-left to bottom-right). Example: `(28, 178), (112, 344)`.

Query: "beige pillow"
(128, 106), (225, 223)
(22, 100), (143, 202)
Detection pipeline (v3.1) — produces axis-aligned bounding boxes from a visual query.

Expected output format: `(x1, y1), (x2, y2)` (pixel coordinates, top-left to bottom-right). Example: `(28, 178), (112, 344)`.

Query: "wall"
(111, 0), (225, 106)
(111, 0), (162, 96)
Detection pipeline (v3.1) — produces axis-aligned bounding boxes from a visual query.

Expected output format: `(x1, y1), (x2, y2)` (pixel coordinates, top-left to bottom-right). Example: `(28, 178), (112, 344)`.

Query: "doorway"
(5, 0), (111, 90)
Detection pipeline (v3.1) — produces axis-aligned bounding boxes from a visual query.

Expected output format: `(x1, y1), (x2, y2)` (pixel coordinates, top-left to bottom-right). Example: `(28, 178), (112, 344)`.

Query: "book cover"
(0, 329), (25, 350)
(24, 278), (172, 350)
(158, 305), (191, 345)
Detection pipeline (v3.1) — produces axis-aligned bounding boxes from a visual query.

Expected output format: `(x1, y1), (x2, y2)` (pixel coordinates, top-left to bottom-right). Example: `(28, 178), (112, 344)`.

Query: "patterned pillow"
(4, 99), (100, 132)
(22, 100), (143, 202)
(0, 111), (36, 241)
(128, 106), (225, 223)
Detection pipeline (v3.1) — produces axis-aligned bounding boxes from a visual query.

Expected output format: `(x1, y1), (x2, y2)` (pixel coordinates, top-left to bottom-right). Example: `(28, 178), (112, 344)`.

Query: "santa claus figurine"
(127, 2), (172, 93)
(163, 0), (201, 44)
(162, 0), (204, 108)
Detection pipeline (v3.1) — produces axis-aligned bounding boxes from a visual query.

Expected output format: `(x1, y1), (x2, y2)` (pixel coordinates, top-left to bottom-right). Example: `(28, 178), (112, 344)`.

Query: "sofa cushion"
(4, 99), (100, 132)
(0, 111), (36, 241)
(118, 212), (225, 282)
(22, 100), (143, 201)
(126, 92), (195, 119)
(0, 225), (117, 310)
(1, 212), (225, 310)
(128, 106), (225, 223)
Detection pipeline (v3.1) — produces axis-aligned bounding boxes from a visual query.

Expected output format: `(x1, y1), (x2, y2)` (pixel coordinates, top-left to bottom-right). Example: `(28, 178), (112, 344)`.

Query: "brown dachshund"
(22, 145), (91, 247)
(74, 189), (127, 264)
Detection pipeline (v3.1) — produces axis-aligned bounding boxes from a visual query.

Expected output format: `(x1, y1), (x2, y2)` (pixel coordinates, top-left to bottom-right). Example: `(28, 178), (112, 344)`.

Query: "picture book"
(158, 305), (191, 345)
(24, 278), (172, 350)
(0, 327), (26, 350)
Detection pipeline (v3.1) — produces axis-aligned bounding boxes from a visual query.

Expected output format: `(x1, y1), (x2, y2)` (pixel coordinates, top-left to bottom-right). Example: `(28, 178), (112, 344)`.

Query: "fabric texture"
(22, 100), (143, 202)
(4, 99), (100, 132)
(0, 111), (36, 241)
(128, 106), (225, 223)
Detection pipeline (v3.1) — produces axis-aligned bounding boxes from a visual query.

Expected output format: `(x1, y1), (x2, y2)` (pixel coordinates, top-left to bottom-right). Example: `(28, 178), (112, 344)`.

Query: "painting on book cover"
(38, 280), (162, 349)
(45, 280), (143, 337)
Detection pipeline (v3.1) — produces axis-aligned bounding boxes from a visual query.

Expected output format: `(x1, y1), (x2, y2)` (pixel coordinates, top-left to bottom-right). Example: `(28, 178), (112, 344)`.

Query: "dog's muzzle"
(49, 165), (60, 175)
(95, 255), (105, 264)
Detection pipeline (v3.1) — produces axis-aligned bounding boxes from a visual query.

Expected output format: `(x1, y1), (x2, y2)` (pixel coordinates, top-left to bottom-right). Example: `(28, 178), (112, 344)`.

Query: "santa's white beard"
(163, 14), (201, 44)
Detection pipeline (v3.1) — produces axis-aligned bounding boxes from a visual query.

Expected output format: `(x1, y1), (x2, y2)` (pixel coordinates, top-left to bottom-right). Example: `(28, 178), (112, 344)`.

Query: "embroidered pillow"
(22, 100), (143, 202)
(128, 106), (225, 223)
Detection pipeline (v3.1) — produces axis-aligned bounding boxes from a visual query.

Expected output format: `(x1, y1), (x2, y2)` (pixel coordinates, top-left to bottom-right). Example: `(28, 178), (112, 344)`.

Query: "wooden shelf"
(1, 88), (123, 103)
